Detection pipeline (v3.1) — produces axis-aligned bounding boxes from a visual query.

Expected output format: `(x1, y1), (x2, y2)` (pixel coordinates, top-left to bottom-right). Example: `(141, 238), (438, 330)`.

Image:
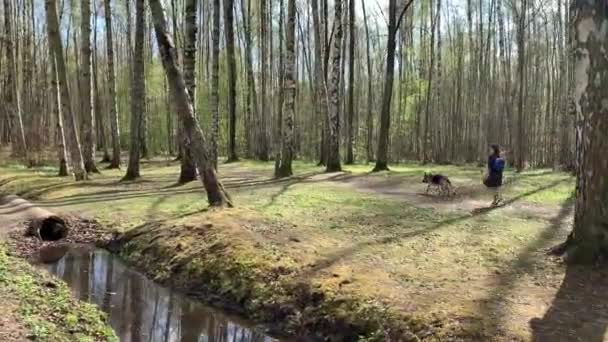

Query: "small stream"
(40, 245), (278, 342)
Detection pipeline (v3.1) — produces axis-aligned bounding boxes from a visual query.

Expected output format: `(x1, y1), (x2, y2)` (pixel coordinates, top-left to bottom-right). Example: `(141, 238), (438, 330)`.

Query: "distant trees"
(0, 0), (580, 187)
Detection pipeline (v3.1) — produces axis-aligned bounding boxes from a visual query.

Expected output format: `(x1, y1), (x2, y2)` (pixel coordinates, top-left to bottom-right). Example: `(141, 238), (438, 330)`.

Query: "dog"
(422, 173), (455, 197)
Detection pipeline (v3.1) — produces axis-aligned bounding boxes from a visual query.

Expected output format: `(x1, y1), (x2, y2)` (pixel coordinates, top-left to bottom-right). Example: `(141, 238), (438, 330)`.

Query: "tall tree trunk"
(325, 0), (343, 172)
(257, 0), (270, 161)
(240, 0), (259, 158)
(557, 0), (608, 263)
(274, 0), (285, 176)
(311, 0), (329, 166)
(345, 0), (355, 164)
(45, 0), (87, 181)
(361, 0), (373, 163)
(80, 0), (98, 173)
(423, 0), (438, 163)
(515, 0), (528, 171)
(124, 0), (146, 180)
(276, 0), (296, 178)
(224, 0), (239, 162)
(180, 0), (198, 183)
(104, 0), (121, 169)
(149, 0), (232, 207)
(50, 48), (69, 176)
(210, 0), (220, 168)
(92, 0), (110, 163)
(139, 1), (149, 160)
(373, 0), (413, 171)
(3, 0), (27, 158)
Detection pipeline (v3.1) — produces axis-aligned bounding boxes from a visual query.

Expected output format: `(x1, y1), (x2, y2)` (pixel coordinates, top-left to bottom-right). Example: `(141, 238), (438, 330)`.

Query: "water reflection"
(44, 246), (276, 342)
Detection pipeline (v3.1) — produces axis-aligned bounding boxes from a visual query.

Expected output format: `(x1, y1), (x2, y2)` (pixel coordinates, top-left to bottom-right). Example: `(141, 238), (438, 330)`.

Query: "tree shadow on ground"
(298, 179), (572, 280)
(469, 191), (575, 338)
(530, 263), (608, 341)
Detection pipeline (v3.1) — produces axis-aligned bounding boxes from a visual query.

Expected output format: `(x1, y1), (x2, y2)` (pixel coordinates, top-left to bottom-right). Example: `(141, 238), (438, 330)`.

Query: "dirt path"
(304, 171), (563, 221)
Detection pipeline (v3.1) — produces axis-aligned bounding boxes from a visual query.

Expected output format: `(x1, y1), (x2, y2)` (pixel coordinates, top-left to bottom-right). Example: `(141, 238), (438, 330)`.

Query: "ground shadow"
(467, 191), (576, 338)
(530, 264), (608, 341)
(299, 179), (572, 279)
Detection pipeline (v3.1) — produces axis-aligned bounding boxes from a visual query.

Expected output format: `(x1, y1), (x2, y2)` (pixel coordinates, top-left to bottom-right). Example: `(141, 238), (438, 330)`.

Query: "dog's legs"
(426, 184), (431, 194)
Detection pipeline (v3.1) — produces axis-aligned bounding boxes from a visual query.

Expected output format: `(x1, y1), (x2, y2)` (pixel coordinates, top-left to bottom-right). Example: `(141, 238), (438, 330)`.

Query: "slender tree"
(325, 0), (343, 172)
(224, 0), (239, 162)
(104, 0), (121, 169)
(373, 0), (414, 172)
(45, 0), (87, 181)
(81, 0), (98, 173)
(149, 0), (232, 207)
(123, 0), (146, 180)
(180, 0), (198, 183)
(276, 0), (296, 177)
(311, 0), (329, 166)
(257, 0), (270, 161)
(240, 0), (259, 158)
(360, 0), (373, 163)
(49, 48), (69, 176)
(3, 0), (27, 158)
(210, 0), (220, 167)
(345, 0), (355, 164)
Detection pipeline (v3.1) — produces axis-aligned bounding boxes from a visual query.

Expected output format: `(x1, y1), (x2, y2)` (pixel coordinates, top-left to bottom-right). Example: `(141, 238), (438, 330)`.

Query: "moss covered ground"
(2, 151), (602, 341)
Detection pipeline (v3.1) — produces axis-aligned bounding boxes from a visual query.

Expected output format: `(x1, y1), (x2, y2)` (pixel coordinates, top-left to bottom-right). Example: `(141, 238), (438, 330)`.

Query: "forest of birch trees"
(0, 0), (574, 178)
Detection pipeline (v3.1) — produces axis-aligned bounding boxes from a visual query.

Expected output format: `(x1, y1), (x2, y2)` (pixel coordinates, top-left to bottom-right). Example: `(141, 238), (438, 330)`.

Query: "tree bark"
(45, 0), (87, 181)
(80, 0), (98, 173)
(325, 0), (343, 172)
(345, 0), (355, 164)
(123, 0), (146, 181)
(104, 0), (121, 169)
(210, 0), (220, 168)
(49, 47), (69, 177)
(373, 0), (413, 172)
(224, 0), (239, 162)
(149, 0), (232, 207)
(557, 0), (608, 263)
(3, 0), (27, 158)
(515, 0), (528, 171)
(257, 0), (271, 161)
(240, 0), (259, 158)
(276, 0), (296, 178)
(361, 0), (373, 163)
(180, 0), (198, 183)
(311, 0), (329, 166)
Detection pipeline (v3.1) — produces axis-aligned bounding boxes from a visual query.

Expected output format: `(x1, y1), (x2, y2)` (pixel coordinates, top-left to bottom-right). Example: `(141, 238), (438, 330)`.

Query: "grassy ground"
(2, 152), (604, 341)
(0, 243), (117, 341)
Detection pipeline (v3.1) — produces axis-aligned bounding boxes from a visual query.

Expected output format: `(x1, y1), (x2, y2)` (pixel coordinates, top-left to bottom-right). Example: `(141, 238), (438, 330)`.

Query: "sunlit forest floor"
(1, 149), (607, 341)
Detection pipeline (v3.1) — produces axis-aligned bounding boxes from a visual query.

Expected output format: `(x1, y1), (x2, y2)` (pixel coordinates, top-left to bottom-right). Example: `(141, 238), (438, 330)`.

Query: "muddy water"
(41, 245), (277, 342)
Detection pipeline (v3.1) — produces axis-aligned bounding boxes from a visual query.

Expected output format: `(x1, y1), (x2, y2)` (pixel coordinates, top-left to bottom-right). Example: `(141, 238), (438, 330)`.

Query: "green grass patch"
(0, 244), (116, 341)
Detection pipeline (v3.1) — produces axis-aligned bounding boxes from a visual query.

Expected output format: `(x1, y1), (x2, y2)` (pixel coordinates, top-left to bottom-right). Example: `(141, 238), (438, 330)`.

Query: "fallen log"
(0, 195), (68, 241)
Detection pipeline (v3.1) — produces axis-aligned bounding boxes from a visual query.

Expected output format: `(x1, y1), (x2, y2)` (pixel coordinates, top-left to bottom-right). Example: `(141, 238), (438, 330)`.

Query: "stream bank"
(3, 195), (434, 341)
(108, 209), (434, 341)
